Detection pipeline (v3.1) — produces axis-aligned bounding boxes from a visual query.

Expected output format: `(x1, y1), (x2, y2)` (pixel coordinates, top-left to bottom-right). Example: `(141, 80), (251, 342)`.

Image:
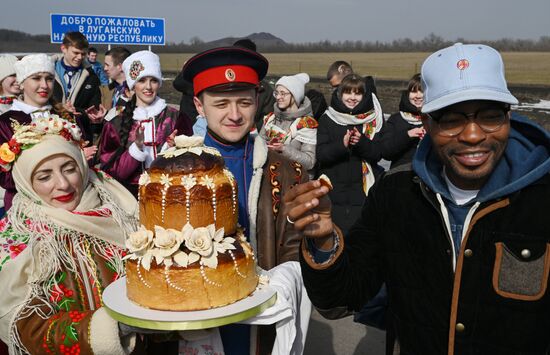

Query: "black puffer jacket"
(376, 91), (423, 169)
(315, 91), (383, 232)
(302, 121), (550, 355)
(301, 169), (550, 355)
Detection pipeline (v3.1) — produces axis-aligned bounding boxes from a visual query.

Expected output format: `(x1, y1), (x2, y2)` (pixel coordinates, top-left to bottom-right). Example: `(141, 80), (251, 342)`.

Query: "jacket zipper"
(419, 181), (455, 270)
(418, 181), (479, 272)
(436, 194), (480, 271)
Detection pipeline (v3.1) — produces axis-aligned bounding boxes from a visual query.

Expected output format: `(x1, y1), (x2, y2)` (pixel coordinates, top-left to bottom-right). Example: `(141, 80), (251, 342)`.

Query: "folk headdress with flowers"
(0, 115), (84, 172)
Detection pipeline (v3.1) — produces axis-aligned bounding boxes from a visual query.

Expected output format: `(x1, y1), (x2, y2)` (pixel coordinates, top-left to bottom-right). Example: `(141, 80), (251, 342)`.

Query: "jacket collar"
(253, 135), (268, 169)
(413, 114), (550, 203)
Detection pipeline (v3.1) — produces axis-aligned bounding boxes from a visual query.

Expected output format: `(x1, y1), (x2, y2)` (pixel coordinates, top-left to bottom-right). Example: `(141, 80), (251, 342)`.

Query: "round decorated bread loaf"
(125, 136), (258, 311)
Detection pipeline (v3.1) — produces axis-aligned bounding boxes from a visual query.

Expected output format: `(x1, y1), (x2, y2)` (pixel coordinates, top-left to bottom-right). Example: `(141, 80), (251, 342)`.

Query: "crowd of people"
(0, 31), (549, 355)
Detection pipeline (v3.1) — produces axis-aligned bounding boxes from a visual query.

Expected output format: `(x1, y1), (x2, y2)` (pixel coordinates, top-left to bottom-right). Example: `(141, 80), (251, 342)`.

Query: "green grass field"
(157, 52), (550, 86)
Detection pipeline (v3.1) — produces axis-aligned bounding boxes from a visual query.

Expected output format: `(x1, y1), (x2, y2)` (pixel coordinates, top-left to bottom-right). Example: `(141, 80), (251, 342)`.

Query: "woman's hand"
(343, 130), (352, 148)
(267, 142), (284, 152)
(283, 180), (334, 239)
(83, 144), (98, 160)
(166, 129), (178, 148)
(407, 127), (426, 139)
(64, 102), (81, 117)
(134, 126), (145, 150)
(85, 104), (107, 124)
(349, 127), (362, 146)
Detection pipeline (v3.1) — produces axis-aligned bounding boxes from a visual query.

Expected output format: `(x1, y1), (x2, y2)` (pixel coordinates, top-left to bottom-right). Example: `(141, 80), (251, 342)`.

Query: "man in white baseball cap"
(288, 43), (550, 354)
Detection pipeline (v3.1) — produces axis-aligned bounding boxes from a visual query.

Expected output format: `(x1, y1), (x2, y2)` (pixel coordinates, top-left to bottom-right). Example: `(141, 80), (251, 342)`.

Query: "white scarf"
(325, 93), (383, 130)
(10, 99), (53, 120)
(400, 111), (423, 126)
(10, 134), (138, 246)
(263, 97), (317, 146)
(132, 97), (167, 168)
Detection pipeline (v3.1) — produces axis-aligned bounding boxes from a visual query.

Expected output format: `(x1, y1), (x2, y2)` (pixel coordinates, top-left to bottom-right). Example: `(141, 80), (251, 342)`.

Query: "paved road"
(304, 309), (386, 355)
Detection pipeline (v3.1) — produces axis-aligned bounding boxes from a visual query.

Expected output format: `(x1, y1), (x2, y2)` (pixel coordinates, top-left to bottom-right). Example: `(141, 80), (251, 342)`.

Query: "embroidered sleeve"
(12, 268), (129, 354)
(15, 306), (129, 355)
(1, 225), (131, 355)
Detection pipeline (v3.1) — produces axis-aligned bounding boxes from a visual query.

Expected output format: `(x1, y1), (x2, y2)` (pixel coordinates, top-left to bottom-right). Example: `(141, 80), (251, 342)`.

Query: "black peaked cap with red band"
(181, 46), (269, 96)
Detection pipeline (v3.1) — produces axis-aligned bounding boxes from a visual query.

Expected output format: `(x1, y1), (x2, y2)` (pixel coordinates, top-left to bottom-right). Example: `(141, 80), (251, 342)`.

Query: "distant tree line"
(168, 33), (550, 53)
(1, 29), (550, 53)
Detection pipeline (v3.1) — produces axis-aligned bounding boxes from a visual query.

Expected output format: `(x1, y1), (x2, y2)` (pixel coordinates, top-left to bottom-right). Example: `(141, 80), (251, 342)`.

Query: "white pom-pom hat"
(275, 73), (310, 105)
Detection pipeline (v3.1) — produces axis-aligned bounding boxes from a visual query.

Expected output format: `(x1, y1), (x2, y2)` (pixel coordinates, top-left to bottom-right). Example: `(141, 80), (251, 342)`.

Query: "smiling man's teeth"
(462, 152), (484, 158)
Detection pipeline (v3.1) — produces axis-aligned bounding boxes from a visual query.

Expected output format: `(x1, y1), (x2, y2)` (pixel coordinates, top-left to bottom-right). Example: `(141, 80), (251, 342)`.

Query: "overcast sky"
(2, 0), (549, 44)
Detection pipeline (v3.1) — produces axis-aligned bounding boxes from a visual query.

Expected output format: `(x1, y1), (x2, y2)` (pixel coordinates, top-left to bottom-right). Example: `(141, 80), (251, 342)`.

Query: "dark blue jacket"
(302, 115), (550, 354)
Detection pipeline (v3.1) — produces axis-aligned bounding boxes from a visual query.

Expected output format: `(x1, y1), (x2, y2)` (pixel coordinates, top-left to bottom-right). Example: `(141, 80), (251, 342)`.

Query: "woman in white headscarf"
(0, 53), (95, 212)
(0, 115), (138, 355)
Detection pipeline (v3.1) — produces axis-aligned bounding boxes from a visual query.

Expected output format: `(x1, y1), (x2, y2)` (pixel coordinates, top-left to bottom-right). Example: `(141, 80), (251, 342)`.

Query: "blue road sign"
(50, 14), (165, 45)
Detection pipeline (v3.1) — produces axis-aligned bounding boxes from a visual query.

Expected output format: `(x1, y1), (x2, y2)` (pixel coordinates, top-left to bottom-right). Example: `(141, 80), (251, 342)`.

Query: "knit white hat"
(0, 54), (18, 83)
(123, 50), (163, 90)
(14, 54), (55, 84)
(276, 73), (310, 105)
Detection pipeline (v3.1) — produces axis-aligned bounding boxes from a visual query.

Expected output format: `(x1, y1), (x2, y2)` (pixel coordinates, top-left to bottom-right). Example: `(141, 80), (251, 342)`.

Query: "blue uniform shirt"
(204, 131), (254, 237)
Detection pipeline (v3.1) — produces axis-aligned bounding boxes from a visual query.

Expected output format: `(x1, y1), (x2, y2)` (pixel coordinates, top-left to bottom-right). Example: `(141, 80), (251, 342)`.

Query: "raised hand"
(407, 127), (426, 139)
(134, 126), (145, 150)
(166, 129), (178, 148)
(350, 127), (362, 145)
(64, 101), (81, 117)
(343, 130), (352, 148)
(283, 180), (334, 239)
(267, 142), (284, 152)
(85, 104), (107, 123)
(83, 145), (98, 160)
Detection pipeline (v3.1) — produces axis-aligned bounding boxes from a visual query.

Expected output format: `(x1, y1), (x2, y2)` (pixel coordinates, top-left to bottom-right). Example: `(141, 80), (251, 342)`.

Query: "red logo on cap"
(129, 60), (145, 80)
(225, 68), (236, 82)
(457, 59), (470, 70)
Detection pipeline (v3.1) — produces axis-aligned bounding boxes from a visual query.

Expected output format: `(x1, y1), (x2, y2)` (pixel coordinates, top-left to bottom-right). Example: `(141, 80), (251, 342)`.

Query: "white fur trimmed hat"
(14, 54), (55, 84)
(0, 54), (18, 83)
(122, 50), (162, 90)
(276, 73), (310, 105)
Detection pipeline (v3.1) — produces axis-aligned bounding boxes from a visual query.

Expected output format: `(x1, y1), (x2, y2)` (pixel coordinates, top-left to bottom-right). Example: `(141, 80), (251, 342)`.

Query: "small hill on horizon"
(0, 29), (58, 53)
(205, 32), (287, 48)
(0, 28), (287, 53)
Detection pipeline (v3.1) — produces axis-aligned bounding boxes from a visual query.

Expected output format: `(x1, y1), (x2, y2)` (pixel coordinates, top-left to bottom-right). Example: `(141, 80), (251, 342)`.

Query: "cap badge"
(225, 68), (236, 82)
(457, 59), (470, 71)
(129, 60), (145, 80)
